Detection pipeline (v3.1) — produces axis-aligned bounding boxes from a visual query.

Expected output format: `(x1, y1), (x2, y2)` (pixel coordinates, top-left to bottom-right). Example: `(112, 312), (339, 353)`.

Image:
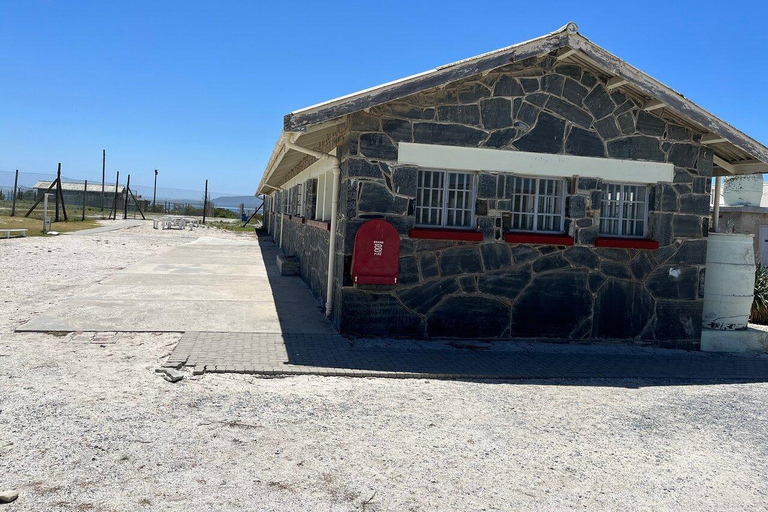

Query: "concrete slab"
(701, 328), (768, 353)
(64, 219), (145, 235)
(17, 235), (336, 334)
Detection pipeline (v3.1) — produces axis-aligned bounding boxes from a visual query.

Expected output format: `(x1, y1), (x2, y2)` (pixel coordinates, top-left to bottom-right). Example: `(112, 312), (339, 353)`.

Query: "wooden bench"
(1, 228), (28, 239)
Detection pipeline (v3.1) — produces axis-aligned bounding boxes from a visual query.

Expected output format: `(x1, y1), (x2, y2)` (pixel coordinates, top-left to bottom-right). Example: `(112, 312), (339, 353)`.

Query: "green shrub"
(751, 265), (768, 324)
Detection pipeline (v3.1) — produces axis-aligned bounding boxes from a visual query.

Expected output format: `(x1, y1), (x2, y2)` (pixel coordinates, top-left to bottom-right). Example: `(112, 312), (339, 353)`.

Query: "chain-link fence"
(0, 169), (261, 222)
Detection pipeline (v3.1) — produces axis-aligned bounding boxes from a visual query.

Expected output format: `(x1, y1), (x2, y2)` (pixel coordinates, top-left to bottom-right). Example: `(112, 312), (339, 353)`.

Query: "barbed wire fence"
(0, 167), (262, 224)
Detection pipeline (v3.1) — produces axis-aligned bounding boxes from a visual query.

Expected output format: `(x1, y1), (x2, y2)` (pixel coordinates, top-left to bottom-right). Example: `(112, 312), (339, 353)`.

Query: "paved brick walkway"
(167, 332), (768, 381)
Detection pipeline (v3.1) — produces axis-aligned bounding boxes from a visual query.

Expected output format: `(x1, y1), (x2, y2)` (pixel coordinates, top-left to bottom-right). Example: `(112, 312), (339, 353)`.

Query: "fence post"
(82, 180), (88, 221)
(101, 149), (106, 211)
(123, 174), (131, 220)
(54, 164), (61, 222)
(10, 169), (19, 216)
(111, 171), (120, 220)
(202, 179), (208, 224)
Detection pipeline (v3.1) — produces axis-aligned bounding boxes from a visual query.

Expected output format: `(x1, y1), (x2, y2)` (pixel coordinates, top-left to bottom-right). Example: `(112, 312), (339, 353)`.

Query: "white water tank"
(702, 233), (755, 330)
(722, 175), (763, 206)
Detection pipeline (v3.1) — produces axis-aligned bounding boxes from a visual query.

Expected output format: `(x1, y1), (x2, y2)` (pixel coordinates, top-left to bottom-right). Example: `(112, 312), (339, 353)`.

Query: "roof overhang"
(257, 22), (768, 194)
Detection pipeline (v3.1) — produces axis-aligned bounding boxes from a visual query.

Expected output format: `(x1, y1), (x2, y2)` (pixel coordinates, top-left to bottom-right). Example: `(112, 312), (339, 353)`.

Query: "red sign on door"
(352, 220), (400, 285)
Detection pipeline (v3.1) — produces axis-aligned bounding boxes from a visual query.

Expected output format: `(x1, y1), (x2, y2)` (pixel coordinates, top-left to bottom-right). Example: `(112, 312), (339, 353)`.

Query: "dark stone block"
(562, 78), (588, 105)
(598, 248), (630, 263)
(494, 75), (523, 96)
(398, 256), (420, 285)
(697, 146), (714, 177)
(672, 239), (707, 265)
(636, 111), (666, 136)
(481, 243), (512, 270)
(350, 113), (380, 131)
(516, 102), (540, 128)
(578, 226), (599, 245)
(427, 296), (509, 338)
(617, 111), (635, 134)
(484, 128), (517, 148)
(654, 300), (702, 341)
(387, 104), (436, 120)
(564, 246), (599, 269)
(541, 74), (565, 95)
(538, 246), (557, 255)
(439, 245), (483, 276)
(511, 245), (539, 264)
(593, 279), (654, 339)
(607, 136), (665, 162)
(359, 133), (397, 160)
(692, 177), (707, 194)
(459, 275), (477, 293)
(398, 277), (460, 314)
(478, 266), (531, 300)
(555, 64), (582, 80)
(357, 182), (408, 214)
(382, 215), (415, 235)
(577, 177), (598, 190)
(382, 119), (412, 142)
(659, 184), (677, 211)
(511, 270), (592, 337)
(674, 168), (693, 183)
(672, 215), (702, 238)
(340, 290), (423, 337)
(417, 240), (455, 251)
(581, 71), (597, 88)
(567, 194), (587, 218)
(667, 143), (699, 168)
(565, 127), (605, 157)
(651, 213), (673, 246)
(645, 265), (698, 299)
(475, 199), (489, 216)
(520, 78), (539, 93)
(545, 96), (592, 128)
(392, 166), (418, 197)
(458, 82), (491, 103)
(630, 251), (655, 280)
(576, 218), (592, 228)
(437, 105), (480, 125)
(532, 253), (570, 273)
(600, 261), (632, 280)
(588, 271), (605, 292)
(526, 93), (549, 107)
(477, 174), (498, 199)
(514, 112), (565, 154)
(419, 252), (439, 279)
(480, 98), (513, 130)
(667, 124), (690, 141)
(413, 123), (487, 147)
(590, 190), (602, 208)
(679, 194), (710, 215)
(347, 158), (382, 178)
(674, 184), (691, 195)
(583, 84), (615, 119)
(594, 116), (620, 140)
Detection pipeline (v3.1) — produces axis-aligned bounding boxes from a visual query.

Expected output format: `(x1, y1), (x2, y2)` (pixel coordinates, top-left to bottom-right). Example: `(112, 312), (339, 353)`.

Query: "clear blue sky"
(1, 1), (766, 194)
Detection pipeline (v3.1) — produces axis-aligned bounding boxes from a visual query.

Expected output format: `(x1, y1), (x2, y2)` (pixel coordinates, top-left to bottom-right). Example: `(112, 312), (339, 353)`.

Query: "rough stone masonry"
(277, 53), (712, 349)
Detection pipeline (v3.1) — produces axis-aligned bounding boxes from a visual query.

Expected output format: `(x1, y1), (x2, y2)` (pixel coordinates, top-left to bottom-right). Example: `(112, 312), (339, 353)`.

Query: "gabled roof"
(258, 22), (768, 194)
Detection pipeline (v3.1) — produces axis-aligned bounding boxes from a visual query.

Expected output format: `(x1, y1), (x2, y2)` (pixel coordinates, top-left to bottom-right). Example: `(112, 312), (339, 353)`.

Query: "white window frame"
(507, 175), (567, 234)
(599, 181), (649, 238)
(415, 169), (476, 229)
(295, 183), (303, 216)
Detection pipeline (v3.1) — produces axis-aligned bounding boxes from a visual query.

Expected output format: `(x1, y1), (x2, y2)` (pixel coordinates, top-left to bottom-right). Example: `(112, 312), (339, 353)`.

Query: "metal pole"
(111, 171), (120, 220)
(54, 163), (61, 222)
(123, 174), (131, 220)
(10, 169), (19, 216)
(101, 149), (106, 211)
(82, 180), (88, 221)
(713, 176), (722, 233)
(202, 179), (208, 224)
(153, 169), (158, 212)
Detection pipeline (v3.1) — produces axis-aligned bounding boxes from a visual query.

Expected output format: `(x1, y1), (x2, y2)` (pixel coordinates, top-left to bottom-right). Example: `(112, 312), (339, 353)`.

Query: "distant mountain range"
(210, 195), (263, 209)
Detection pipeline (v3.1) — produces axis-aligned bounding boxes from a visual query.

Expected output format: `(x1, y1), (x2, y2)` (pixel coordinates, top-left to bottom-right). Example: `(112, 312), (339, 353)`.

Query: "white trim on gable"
(397, 143), (674, 184)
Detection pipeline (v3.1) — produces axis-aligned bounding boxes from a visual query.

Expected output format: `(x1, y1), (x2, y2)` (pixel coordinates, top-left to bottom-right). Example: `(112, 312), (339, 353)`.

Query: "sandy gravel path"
(1, 221), (767, 511)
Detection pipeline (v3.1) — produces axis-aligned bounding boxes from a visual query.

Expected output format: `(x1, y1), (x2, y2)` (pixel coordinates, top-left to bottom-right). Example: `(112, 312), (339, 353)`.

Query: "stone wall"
(334, 54), (713, 347)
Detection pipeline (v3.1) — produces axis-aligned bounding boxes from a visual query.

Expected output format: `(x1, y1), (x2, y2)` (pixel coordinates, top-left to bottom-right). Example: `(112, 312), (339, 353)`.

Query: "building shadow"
(256, 232), (768, 388)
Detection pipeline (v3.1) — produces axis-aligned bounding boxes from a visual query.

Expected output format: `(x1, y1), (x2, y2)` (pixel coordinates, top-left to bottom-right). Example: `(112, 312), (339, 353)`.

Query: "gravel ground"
(1, 221), (767, 511)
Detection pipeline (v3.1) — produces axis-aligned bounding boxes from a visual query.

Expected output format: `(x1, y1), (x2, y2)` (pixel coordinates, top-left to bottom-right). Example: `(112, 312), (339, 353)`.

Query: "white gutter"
(283, 134), (341, 318)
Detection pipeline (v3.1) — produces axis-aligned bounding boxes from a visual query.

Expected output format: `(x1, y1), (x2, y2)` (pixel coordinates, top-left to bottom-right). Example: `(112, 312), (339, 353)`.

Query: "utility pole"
(202, 179), (208, 224)
(153, 169), (158, 212)
(101, 149), (106, 211)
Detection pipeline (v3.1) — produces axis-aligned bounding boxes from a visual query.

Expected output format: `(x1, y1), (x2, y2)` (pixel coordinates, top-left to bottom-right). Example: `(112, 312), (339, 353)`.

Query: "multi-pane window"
(508, 176), (566, 233)
(599, 182), (648, 237)
(294, 183), (303, 216)
(415, 170), (474, 228)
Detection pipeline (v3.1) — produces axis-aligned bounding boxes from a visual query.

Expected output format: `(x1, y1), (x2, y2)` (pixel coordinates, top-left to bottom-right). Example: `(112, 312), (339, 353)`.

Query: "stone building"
(257, 23), (768, 348)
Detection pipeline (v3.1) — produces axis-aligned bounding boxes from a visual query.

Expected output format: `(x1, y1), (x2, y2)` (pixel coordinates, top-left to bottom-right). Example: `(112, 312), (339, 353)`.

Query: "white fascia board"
(398, 143), (674, 184)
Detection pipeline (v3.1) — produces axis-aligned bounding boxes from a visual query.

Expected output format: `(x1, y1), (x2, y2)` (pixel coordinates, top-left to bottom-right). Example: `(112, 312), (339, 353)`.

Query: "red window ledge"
(409, 228), (483, 242)
(505, 233), (574, 246)
(306, 219), (331, 231)
(595, 238), (659, 250)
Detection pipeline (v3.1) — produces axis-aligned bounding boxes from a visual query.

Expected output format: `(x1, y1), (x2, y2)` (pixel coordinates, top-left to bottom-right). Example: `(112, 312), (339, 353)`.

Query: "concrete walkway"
(17, 236), (336, 334)
(64, 219), (145, 235)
